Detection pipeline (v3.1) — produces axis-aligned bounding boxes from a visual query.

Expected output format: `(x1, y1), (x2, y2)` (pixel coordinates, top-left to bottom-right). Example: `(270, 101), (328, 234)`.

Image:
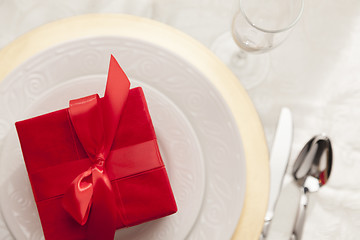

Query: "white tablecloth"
(1, 0), (360, 239)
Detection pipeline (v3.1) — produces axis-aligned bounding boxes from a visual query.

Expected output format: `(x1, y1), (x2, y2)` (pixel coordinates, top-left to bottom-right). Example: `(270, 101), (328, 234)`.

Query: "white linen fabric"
(1, 0), (360, 239)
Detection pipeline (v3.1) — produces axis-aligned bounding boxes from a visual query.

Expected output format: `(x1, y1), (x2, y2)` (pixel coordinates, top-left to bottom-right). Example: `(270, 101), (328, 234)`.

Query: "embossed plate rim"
(0, 35), (242, 240)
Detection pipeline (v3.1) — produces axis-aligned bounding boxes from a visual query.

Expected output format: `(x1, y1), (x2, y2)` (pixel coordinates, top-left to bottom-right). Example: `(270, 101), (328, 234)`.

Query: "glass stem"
(231, 50), (248, 68)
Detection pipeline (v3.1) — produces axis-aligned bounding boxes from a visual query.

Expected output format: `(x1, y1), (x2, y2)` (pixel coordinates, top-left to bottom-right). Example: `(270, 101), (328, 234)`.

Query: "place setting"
(1, 0), (358, 239)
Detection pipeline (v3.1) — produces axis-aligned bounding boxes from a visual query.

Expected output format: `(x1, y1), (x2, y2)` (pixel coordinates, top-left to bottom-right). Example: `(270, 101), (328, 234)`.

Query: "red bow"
(62, 55), (130, 239)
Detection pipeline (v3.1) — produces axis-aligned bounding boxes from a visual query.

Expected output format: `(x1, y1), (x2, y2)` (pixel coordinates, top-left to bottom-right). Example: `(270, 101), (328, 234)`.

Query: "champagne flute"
(212, 0), (304, 89)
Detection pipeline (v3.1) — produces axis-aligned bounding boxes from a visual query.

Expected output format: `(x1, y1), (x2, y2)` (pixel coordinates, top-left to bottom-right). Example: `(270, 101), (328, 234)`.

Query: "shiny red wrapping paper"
(15, 56), (177, 240)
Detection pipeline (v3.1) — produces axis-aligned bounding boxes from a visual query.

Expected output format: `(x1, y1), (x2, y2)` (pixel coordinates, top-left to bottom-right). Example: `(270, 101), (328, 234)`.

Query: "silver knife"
(260, 107), (293, 239)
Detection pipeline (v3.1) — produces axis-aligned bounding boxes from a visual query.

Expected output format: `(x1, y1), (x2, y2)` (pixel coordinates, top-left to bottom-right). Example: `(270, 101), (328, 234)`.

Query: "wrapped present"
(15, 55), (177, 240)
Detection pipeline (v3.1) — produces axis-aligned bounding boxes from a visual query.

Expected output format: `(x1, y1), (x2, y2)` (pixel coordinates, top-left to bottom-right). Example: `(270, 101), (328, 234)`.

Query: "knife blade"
(260, 107), (293, 239)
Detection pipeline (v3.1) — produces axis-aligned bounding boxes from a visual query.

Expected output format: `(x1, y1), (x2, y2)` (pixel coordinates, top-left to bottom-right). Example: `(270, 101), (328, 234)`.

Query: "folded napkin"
(15, 55), (177, 240)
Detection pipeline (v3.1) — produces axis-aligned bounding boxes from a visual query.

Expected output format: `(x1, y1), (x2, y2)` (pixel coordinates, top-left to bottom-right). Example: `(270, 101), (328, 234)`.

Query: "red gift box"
(15, 56), (177, 240)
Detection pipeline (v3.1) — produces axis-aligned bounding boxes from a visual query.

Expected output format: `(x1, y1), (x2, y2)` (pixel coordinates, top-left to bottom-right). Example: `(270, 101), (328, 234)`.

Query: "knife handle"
(291, 188), (309, 240)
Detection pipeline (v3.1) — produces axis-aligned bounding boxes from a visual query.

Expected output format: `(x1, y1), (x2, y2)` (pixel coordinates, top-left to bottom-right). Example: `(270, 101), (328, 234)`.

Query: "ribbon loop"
(62, 55), (130, 239)
(62, 167), (93, 226)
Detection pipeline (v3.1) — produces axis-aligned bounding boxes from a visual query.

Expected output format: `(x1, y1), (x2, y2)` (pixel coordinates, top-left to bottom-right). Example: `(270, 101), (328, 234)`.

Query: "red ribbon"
(62, 55), (130, 239)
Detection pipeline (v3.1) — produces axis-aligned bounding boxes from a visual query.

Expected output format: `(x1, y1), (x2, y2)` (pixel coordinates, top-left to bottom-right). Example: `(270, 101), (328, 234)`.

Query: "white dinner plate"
(0, 14), (269, 240)
(0, 35), (246, 240)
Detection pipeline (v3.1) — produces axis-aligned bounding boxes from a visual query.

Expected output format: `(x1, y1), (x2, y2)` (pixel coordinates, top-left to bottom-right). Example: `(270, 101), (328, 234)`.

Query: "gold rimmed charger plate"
(0, 14), (269, 240)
